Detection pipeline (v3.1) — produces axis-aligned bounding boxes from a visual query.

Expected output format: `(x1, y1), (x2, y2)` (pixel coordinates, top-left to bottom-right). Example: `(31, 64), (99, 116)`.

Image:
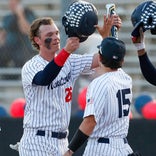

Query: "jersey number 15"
(116, 88), (131, 118)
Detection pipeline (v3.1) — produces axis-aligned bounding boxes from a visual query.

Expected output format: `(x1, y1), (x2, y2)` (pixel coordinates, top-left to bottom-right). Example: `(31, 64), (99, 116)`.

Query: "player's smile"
(52, 42), (60, 50)
(53, 42), (60, 46)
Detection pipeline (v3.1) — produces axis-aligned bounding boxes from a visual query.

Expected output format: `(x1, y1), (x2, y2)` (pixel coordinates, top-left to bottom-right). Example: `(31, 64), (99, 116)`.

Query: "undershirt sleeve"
(138, 52), (156, 86)
(32, 49), (70, 86)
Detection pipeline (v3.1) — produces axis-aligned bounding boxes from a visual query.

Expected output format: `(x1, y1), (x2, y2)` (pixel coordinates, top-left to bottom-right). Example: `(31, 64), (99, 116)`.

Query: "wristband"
(54, 49), (70, 66)
(134, 42), (145, 51)
(68, 129), (89, 152)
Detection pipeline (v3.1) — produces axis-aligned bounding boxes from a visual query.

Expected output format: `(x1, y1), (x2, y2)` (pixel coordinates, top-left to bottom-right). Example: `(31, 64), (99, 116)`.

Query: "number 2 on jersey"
(65, 87), (72, 102)
(116, 88), (131, 118)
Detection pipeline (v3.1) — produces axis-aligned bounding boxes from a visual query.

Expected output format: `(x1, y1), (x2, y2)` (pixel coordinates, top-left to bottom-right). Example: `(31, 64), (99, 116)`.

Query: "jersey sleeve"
(22, 59), (45, 87)
(83, 78), (108, 123)
(69, 54), (94, 80)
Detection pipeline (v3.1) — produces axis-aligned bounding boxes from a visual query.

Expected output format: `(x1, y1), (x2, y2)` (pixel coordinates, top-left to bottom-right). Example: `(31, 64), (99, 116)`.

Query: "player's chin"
(52, 44), (60, 51)
(55, 43), (60, 49)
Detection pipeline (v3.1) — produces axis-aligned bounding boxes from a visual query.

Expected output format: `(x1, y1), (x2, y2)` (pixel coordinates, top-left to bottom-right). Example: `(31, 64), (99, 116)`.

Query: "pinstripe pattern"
(83, 68), (133, 156)
(19, 53), (93, 156)
(19, 129), (68, 156)
(83, 138), (133, 156)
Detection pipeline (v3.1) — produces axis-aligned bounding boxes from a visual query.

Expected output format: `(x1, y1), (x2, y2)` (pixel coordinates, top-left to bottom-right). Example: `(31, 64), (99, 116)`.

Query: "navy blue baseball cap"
(97, 37), (126, 61)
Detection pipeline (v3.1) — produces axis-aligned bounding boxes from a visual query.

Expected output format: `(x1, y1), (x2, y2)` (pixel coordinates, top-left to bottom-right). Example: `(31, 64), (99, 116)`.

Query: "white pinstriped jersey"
(84, 68), (132, 138)
(21, 53), (93, 132)
(83, 68), (133, 156)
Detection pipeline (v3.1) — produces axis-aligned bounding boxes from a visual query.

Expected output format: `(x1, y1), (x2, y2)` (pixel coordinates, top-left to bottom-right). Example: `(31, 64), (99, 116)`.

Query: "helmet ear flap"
(62, 16), (69, 35)
(131, 22), (144, 37)
(62, 16), (67, 27)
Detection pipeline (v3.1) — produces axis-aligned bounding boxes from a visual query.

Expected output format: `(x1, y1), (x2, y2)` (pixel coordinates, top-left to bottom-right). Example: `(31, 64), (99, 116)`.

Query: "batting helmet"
(131, 0), (156, 37)
(62, 0), (98, 42)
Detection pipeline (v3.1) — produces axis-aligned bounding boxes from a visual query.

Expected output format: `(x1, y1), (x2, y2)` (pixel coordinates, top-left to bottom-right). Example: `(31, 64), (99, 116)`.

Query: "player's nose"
(53, 33), (60, 40)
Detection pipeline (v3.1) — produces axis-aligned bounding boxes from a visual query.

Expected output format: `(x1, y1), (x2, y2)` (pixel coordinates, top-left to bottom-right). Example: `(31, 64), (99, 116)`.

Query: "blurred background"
(0, 0), (155, 119)
(0, 0), (156, 155)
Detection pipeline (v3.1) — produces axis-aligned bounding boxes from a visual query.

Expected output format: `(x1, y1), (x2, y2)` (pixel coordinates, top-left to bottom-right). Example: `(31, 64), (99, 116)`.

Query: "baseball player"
(64, 37), (141, 156)
(11, 8), (122, 156)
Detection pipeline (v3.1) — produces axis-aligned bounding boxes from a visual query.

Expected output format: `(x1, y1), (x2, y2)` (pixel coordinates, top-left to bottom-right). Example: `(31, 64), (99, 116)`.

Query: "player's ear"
(34, 36), (40, 45)
(98, 53), (102, 62)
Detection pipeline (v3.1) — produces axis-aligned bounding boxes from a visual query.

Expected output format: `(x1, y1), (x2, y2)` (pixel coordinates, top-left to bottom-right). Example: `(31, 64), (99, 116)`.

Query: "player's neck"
(100, 66), (117, 74)
(39, 50), (55, 62)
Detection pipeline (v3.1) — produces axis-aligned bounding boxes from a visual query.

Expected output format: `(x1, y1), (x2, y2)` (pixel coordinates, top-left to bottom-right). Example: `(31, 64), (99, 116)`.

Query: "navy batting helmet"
(62, 0), (98, 42)
(131, 0), (156, 37)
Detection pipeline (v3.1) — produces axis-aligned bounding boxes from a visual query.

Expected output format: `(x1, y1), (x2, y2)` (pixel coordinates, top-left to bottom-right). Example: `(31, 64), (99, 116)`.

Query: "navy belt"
(97, 137), (128, 144)
(36, 130), (67, 139)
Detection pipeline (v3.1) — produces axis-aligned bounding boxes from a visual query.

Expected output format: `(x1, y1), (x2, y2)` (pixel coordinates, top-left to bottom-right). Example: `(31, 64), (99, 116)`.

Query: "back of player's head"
(97, 37), (126, 69)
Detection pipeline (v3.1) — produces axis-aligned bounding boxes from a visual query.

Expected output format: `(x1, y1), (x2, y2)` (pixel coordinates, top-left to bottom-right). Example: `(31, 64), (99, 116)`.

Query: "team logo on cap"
(112, 55), (118, 60)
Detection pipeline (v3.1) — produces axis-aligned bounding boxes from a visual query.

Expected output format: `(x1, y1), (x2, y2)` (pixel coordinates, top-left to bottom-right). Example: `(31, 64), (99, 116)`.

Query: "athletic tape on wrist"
(68, 129), (89, 153)
(134, 42), (145, 51)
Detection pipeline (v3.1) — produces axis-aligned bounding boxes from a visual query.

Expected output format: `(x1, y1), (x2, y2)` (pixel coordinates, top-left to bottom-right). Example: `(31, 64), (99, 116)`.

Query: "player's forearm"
(79, 115), (96, 136)
(32, 49), (70, 85)
(16, 6), (30, 35)
(137, 48), (146, 56)
(138, 52), (156, 86)
(17, 15), (30, 34)
(67, 115), (96, 154)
